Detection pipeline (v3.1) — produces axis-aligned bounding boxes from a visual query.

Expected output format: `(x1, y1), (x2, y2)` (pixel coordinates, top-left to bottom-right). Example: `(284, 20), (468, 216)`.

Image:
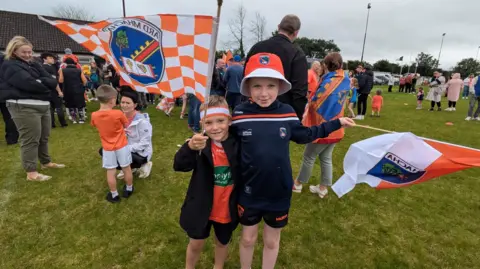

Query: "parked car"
(374, 75), (389, 85)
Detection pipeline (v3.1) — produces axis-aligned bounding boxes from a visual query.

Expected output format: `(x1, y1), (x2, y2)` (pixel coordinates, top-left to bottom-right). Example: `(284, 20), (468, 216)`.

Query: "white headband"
(200, 107), (231, 120)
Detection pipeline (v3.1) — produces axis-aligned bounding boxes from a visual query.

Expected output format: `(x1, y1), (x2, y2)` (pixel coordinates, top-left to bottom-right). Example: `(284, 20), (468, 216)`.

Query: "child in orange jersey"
(174, 96), (240, 269)
(371, 89), (384, 117)
(91, 85), (134, 203)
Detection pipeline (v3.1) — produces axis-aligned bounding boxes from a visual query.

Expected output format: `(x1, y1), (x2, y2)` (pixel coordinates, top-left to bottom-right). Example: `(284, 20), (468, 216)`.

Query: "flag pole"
(355, 124), (395, 133)
(203, 0), (223, 103)
(199, 0), (223, 154)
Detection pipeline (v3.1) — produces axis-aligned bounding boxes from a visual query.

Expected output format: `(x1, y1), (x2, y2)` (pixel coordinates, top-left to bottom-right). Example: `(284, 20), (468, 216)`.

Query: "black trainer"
(122, 185), (134, 198)
(106, 192), (121, 203)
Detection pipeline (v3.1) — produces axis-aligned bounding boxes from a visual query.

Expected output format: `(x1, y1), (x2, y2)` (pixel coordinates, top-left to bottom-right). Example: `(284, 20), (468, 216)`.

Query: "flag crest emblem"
(107, 18), (165, 85)
(367, 152), (426, 185)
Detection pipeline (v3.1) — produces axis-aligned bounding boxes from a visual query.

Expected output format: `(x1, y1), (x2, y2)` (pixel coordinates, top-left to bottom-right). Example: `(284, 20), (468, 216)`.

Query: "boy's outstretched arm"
(290, 118), (355, 144)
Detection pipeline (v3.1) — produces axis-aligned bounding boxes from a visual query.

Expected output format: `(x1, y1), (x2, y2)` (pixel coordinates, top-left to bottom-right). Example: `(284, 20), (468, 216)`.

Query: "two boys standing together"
(175, 53), (355, 269)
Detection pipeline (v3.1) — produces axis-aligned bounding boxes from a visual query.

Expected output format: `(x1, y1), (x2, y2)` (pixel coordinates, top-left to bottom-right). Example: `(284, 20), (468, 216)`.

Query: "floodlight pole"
(360, 3), (372, 63)
(436, 33), (446, 68)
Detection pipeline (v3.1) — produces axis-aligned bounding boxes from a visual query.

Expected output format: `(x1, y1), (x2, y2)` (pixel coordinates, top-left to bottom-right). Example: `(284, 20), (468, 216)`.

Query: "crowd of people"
(0, 36), (154, 183)
(1, 11), (480, 269)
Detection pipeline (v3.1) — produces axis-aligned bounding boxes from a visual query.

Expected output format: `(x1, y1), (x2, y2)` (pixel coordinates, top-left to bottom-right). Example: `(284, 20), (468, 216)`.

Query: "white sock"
(126, 185), (133, 191)
(111, 190), (119, 198)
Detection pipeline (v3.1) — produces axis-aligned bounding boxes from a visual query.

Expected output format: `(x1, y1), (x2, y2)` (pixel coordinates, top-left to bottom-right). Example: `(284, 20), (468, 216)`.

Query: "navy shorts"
(237, 204), (289, 228)
(188, 221), (233, 245)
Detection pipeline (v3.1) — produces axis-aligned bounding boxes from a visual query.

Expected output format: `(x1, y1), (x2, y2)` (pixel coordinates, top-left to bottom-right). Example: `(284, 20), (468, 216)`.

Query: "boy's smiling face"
(202, 115), (231, 142)
(248, 77), (280, 107)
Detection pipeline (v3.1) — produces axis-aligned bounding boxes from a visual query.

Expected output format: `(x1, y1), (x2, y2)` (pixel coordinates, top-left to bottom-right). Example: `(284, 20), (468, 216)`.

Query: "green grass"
(0, 86), (479, 269)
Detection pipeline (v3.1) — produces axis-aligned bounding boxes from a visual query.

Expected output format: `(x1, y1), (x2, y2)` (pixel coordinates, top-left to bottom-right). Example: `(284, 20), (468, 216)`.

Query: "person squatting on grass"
(231, 53), (355, 269)
(118, 90), (153, 179)
(0, 36), (65, 181)
(91, 85), (134, 203)
(174, 96), (240, 269)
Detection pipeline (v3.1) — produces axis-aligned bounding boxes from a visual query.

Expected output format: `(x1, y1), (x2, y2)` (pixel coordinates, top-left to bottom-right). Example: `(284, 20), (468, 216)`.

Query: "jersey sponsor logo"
(213, 166), (232, 187)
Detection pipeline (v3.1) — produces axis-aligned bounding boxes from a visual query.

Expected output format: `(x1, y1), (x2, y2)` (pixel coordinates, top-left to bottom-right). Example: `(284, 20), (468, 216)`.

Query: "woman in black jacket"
(59, 58), (87, 124)
(0, 36), (65, 181)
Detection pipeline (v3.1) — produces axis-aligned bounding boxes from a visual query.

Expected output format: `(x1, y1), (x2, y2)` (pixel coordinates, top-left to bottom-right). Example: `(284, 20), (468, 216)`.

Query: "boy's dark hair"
(418, 87), (423, 91)
(121, 90), (138, 104)
(96, 85), (118, 104)
(200, 95), (228, 112)
(376, 89), (382, 95)
(324, 52), (343, 72)
(278, 14), (301, 35)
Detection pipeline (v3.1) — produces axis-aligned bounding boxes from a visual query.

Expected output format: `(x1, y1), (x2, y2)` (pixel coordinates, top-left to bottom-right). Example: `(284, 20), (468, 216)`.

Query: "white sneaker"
(354, 115), (362, 120)
(138, 161), (153, 178)
(465, 117), (472, 121)
(309, 185), (328, 198)
(452, 108), (456, 111)
(476, 117), (480, 121)
(292, 184), (303, 193)
(117, 171), (124, 179)
(361, 115), (365, 120)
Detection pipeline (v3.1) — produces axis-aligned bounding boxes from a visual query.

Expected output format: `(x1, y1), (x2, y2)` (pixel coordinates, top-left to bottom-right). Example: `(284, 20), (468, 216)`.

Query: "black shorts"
(237, 204), (289, 228)
(188, 221), (233, 245)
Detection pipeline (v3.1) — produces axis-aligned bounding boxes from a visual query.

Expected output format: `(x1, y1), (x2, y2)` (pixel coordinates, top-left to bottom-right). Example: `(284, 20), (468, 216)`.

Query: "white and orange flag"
(332, 132), (480, 197)
(40, 14), (218, 102)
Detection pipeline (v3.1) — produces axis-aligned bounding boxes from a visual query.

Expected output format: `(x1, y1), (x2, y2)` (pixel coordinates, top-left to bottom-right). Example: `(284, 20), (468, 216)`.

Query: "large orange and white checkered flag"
(39, 14), (217, 102)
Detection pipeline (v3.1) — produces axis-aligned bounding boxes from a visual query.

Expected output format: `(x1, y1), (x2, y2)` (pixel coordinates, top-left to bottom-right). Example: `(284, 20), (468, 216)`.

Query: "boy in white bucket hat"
(232, 53), (355, 269)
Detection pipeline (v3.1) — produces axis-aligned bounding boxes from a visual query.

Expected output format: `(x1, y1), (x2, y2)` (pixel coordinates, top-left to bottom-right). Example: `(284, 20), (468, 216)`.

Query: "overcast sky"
(1, 0), (478, 69)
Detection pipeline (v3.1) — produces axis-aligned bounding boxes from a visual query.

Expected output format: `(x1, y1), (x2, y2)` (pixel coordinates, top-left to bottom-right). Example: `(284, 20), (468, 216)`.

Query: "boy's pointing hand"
(188, 133), (209, 151)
